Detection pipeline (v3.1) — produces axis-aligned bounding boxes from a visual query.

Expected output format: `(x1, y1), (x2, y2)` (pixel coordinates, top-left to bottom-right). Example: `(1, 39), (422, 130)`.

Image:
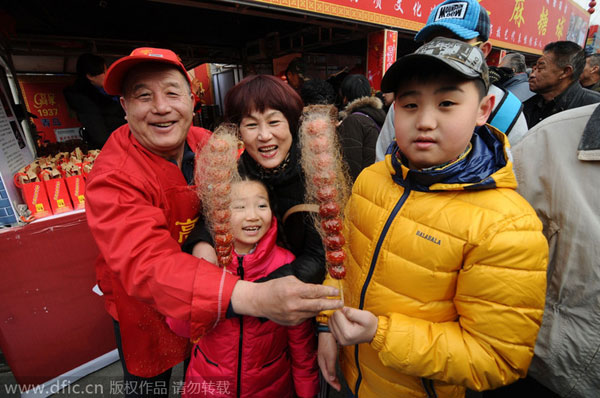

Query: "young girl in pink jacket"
(168, 178), (319, 398)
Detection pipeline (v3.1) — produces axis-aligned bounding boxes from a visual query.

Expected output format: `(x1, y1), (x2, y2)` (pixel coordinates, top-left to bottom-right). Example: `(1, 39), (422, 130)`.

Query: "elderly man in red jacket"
(85, 47), (341, 397)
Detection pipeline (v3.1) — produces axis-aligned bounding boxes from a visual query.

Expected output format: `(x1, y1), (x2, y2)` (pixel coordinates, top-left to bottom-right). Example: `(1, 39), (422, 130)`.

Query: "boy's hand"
(318, 332), (341, 392)
(329, 307), (378, 346)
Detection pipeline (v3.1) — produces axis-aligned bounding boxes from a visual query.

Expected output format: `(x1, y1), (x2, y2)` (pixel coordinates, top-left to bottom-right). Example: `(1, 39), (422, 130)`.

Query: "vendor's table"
(0, 211), (116, 390)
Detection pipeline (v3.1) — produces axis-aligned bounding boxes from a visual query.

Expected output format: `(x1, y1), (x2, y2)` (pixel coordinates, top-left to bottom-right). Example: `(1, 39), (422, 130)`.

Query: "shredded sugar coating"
(298, 105), (351, 280)
(195, 124), (240, 267)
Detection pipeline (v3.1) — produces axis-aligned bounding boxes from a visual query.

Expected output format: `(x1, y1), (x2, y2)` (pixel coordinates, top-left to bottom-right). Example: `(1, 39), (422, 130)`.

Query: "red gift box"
(13, 173), (52, 219)
(43, 177), (73, 214)
(65, 174), (86, 210)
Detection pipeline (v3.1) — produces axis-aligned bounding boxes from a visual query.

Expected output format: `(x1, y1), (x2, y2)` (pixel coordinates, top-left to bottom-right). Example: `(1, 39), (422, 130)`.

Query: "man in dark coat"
(524, 41), (600, 128)
(64, 53), (125, 148)
(497, 52), (535, 102)
(579, 53), (600, 92)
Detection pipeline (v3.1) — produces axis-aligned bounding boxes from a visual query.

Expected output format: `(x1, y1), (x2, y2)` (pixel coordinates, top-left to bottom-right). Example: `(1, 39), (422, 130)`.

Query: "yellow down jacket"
(320, 126), (548, 398)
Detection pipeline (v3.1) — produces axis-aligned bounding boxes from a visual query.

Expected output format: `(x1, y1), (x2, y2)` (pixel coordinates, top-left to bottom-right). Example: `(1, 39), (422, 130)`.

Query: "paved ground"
(0, 361), (184, 398)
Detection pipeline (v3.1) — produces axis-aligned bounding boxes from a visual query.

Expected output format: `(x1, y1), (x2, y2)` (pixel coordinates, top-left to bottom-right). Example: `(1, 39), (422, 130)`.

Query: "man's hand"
(230, 275), (342, 325)
(191, 242), (217, 265)
(318, 332), (341, 391)
(329, 307), (378, 346)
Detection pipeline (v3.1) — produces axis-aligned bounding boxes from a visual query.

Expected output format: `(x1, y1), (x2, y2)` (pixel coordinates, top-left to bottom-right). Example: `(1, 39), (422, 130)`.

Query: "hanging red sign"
(18, 76), (82, 144)
(367, 29), (398, 91)
(384, 29), (399, 74)
(252, 0), (589, 55)
(367, 30), (385, 91)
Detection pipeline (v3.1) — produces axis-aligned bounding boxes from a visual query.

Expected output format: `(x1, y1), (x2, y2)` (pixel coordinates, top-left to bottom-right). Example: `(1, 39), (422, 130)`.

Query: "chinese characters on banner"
(385, 29), (399, 76)
(17, 76), (82, 144)
(253, 0), (589, 54)
(367, 29), (398, 91)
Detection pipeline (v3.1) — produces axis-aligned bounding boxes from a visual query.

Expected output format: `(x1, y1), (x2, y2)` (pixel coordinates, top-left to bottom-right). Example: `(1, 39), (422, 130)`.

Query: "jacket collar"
(584, 80), (600, 91)
(386, 125), (517, 192)
(504, 73), (529, 88)
(339, 96), (383, 120)
(533, 81), (585, 112)
(123, 124), (202, 181)
(578, 104), (600, 161)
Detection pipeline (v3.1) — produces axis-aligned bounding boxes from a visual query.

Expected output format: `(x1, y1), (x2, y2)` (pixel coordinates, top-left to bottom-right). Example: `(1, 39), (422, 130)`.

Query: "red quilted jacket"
(169, 218), (319, 398)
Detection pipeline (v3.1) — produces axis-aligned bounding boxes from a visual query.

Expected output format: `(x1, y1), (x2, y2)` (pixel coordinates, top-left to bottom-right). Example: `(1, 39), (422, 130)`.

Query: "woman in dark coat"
(185, 75), (325, 285)
(337, 74), (386, 182)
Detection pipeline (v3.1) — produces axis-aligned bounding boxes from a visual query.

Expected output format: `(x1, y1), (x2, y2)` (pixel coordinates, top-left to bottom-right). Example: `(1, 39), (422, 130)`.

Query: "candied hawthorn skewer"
(298, 105), (351, 283)
(195, 125), (240, 267)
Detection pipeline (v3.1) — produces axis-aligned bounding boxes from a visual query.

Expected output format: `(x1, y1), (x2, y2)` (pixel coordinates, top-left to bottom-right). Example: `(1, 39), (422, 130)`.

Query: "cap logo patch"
(417, 40), (484, 72)
(435, 2), (468, 21)
(148, 54), (164, 58)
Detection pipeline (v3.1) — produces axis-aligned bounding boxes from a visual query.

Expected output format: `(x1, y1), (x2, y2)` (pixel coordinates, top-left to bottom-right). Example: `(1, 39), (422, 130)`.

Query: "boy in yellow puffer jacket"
(317, 37), (548, 398)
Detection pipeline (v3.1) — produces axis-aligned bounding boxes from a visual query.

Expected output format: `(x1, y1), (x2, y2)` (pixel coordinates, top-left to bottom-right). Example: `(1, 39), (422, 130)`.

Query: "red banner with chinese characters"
(367, 29), (398, 91)
(385, 29), (399, 76)
(18, 76), (82, 144)
(190, 64), (215, 105)
(251, 0), (589, 55)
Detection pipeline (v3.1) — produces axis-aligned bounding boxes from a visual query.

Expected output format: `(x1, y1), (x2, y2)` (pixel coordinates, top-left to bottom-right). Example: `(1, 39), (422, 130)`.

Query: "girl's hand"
(191, 242), (217, 264)
(329, 307), (378, 346)
(318, 332), (341, 391)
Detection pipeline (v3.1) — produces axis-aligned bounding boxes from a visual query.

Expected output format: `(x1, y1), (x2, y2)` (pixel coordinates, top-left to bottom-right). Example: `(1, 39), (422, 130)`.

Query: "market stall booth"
(0, 61), (117, 395)
(0, 211), (116, 392)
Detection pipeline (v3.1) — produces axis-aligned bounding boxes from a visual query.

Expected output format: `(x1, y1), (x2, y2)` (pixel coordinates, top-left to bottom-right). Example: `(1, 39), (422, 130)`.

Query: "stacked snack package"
(195, 125), (240, 268)
(298, 105), (351, 298)
(13, 148), (100, 220)
(13, 161), (52, 219)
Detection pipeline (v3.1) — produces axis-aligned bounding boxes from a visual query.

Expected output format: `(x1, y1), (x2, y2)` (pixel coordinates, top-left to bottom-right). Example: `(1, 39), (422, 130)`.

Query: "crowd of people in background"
(78, 0), (599, 397)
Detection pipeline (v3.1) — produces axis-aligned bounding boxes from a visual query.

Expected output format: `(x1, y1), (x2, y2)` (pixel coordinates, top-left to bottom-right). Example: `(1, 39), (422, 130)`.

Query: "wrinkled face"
(239, 108), (293, 169)
(529, 52), (563, 94)
(230, 181), (272, 254)
(120, 65), (194, 161)
(393, 77), (491, 170)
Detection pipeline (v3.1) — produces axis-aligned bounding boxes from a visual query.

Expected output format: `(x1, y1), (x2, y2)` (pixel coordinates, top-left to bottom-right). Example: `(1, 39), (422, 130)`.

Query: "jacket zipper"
(195, 345), (219, 367)
(421, 378), (438, 398)
(236, 256), (244, 398)
(353, 188), (411, 397)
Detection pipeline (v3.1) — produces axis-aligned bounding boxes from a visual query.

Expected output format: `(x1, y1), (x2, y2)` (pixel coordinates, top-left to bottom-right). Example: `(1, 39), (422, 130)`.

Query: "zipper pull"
(237, 256), (244, 280)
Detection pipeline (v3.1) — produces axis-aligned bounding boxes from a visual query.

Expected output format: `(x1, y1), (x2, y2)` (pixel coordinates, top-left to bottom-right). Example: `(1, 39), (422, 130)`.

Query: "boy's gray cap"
(381, 37), (489, 93)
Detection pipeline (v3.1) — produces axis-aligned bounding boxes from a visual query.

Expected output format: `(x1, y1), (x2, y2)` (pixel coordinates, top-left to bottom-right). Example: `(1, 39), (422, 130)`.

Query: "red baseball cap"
(104, 47), (192, 95)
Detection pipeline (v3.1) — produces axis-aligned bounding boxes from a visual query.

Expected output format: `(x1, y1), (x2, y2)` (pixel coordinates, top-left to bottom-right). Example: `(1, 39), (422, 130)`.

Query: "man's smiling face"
(120, 64), (194, 160)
